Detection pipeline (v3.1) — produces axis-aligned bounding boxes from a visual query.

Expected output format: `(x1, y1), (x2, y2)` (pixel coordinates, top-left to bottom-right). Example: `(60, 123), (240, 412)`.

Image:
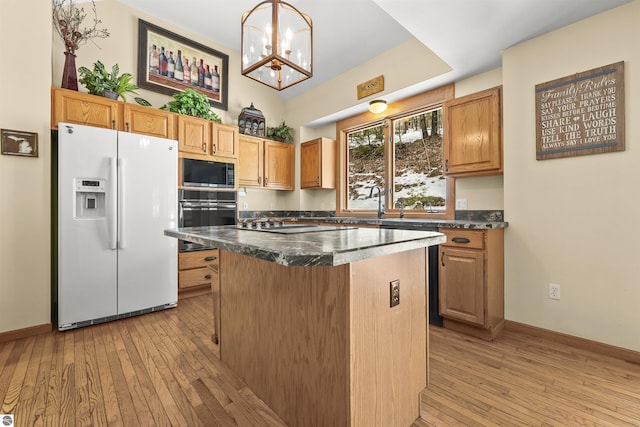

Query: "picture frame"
(1, 129), (38, 158)
(137, 19), (229, 111)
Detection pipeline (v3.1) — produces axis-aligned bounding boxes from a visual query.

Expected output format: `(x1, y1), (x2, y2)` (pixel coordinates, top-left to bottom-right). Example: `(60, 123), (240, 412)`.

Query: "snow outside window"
(345, 106), (447, 213)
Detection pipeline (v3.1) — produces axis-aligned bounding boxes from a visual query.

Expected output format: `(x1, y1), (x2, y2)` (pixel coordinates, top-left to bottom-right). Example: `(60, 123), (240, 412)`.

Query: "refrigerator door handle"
(118, 157), (126, 249)
(109, 157), (118, 250)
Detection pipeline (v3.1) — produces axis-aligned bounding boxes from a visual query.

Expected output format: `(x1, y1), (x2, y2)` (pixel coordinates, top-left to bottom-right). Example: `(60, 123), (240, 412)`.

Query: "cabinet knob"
(445, 159), (449, 172)
(202, 142), (207, 152)
(204, 256), (217, 262)
(316, 176), (320, 184)
(126, 122), (130, 132)
(204, 274), (212, 280)
(258, 177), (261, 185)
(212, 144), (217, 153)
(264, 177), (268, 185)
(112, 120), (116, 130)
(441, 251), (445, 267)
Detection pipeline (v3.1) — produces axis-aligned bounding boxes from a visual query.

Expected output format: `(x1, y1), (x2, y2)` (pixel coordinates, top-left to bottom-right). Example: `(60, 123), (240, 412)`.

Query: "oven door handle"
(178, 202), (184, 227)
(182, 206), (219, 210)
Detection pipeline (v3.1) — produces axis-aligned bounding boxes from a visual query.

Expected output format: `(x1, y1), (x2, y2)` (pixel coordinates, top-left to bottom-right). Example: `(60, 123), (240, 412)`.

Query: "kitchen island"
(165, 225), (445, 427)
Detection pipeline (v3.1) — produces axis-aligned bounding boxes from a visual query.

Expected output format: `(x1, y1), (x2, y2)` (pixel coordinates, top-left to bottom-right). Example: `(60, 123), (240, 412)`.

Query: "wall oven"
(178, 188), (237, 252)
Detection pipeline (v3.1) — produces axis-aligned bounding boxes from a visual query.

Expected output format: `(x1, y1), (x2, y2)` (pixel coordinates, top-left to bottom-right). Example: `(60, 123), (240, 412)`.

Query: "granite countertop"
(165, 225), (445, 267)
(295, 217), (508, 230)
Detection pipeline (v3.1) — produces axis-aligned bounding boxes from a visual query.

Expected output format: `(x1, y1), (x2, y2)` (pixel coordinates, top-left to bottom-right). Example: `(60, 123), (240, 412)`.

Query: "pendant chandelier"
(241, 0), (312, 90)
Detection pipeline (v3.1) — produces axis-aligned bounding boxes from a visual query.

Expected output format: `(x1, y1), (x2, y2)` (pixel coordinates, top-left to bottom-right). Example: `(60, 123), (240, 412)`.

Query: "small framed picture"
(1, 129), (38, 157)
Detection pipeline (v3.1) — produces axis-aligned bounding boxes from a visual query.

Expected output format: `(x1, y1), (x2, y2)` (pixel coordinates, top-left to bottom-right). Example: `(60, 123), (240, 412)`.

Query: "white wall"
(0, 0), (52, 333)
(503, 0), (640, 351)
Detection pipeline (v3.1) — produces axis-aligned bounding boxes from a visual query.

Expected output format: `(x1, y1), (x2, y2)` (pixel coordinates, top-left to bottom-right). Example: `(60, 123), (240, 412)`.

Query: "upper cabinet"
(122, 103), (175, 139)
(52, 87), (120, 130)
(52, 87), (176, 139)
(443, 87), (502, 177)
(300, 137), (336, 190)
(264, 139), (294, 190)
(238, 134), (294, 190)
(51, 87), (239, 161)
(212, 123), (239, 159)
(177, 115), (239, 161)
(177, 115), (210, 156)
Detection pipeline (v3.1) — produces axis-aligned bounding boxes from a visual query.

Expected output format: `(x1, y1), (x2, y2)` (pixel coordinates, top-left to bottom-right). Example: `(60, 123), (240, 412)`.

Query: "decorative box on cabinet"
(237, 134), (294, 190)
(301, 137), (336, 189)
(178, 249), (219, 299)
(438, 227), (504, 340)
(443, 86), (502, 177)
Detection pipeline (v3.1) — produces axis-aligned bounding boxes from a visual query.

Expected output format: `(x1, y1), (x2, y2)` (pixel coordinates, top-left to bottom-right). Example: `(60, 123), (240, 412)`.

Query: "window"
(391, 107), (444, 212)
(347, 123), (385, 210)
(337, 84), (455, 218)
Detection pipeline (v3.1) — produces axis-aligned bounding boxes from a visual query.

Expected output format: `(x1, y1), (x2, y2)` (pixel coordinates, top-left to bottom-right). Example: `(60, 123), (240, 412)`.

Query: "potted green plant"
(160, 88), (221, 123)
(267, 121), (294, 144)
(78, 61), (138, 101)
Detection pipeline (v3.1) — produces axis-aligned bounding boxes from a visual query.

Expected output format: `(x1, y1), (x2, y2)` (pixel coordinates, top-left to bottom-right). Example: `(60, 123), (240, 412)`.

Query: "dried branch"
(52, 0), (109, 54)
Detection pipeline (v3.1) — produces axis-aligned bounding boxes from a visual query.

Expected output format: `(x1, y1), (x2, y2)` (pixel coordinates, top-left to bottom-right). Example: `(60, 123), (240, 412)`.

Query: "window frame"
(336, 84), (455, 219)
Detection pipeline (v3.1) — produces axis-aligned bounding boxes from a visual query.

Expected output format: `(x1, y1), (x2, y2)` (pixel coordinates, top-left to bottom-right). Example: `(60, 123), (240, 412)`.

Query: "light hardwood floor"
(2, 294), (640, 426)
(0, 295), (286, 427)
(419, 326), (640, 426)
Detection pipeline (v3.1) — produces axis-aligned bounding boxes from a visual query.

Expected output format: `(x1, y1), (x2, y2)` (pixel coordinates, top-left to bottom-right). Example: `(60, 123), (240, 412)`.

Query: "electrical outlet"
(455, 199), (468, 210)
(390, 280), (400, 307)
(549, 283), (561, 300)
(243, 202), (248, 210)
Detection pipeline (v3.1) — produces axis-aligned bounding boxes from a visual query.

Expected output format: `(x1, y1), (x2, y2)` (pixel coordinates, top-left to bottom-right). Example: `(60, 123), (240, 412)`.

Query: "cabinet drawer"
(179, 267), (216, 289)
(179, 249), (219, 270)
(439, 229), (484, 249)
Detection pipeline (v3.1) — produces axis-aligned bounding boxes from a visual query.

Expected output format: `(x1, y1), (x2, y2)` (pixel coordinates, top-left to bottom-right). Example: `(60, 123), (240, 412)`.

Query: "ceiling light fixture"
(368, 99), (388, 114)
(241, 0), (312, 91)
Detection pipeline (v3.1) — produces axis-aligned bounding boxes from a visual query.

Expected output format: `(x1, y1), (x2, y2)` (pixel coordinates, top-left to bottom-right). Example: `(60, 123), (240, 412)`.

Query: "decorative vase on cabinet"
(61, 52), (78, 91)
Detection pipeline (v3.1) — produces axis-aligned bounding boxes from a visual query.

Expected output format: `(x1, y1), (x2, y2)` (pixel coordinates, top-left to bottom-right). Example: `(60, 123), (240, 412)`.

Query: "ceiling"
(117, 0), (631, 105)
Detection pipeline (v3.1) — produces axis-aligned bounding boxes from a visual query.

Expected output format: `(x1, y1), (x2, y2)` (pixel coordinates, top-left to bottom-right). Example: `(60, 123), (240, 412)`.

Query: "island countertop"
(165, 225), (445, 267)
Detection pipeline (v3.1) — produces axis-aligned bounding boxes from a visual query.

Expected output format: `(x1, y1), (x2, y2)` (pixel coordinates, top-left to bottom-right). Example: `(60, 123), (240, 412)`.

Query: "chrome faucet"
(368, 186), (385, 219)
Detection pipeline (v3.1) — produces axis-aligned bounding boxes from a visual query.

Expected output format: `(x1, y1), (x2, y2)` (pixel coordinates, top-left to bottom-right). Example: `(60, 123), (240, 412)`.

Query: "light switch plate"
(455, 199), (468, 210)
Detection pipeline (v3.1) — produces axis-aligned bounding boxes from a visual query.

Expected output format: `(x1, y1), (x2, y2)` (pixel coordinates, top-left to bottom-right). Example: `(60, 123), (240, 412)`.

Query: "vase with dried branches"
(52, 0), (110, 90)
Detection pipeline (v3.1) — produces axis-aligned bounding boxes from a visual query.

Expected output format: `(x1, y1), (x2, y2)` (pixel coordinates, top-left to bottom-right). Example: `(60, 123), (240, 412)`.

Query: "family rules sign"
(535, 61), (624, 160)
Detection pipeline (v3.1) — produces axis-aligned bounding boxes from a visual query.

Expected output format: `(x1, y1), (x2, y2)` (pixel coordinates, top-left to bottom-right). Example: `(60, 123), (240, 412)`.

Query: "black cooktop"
(230, 222), (356, 234)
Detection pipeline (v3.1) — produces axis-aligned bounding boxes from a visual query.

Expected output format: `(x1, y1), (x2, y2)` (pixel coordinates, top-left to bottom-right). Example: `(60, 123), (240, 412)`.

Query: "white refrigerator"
(57, 122), (178, 331)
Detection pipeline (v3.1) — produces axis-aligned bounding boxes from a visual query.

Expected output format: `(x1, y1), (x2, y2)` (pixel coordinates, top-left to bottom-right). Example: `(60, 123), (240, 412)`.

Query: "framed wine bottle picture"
(137, 19), (229, 111)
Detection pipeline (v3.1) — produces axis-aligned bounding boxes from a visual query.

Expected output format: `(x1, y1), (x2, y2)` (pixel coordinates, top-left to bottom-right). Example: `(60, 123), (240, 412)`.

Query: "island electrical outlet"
(390, 280), (400, 307)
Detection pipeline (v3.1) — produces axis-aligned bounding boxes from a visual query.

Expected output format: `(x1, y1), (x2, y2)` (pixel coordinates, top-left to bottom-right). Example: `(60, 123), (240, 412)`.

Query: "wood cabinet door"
(301, 137), (336, 189)
(122, 104), (176, 139)
(52, 87), (119, 130)
(212, 123), (239, 159)
(444, 87), (502, 176)
(301, 139), (321, 188)
(178, 115), (210, 155)
(237, 135), (264, 187)
(264, 141), (294, 190)
(439, 247), (485, 326)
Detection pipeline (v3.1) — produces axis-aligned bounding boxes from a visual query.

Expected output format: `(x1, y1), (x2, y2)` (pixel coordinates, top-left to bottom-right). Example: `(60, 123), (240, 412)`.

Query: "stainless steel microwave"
(182, 158), (235, 188)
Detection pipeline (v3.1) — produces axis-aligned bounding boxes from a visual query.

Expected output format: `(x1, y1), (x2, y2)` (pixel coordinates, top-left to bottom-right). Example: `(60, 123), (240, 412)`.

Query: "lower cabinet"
(178, 249), (219, 299)
(438, 228), (504, 340)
